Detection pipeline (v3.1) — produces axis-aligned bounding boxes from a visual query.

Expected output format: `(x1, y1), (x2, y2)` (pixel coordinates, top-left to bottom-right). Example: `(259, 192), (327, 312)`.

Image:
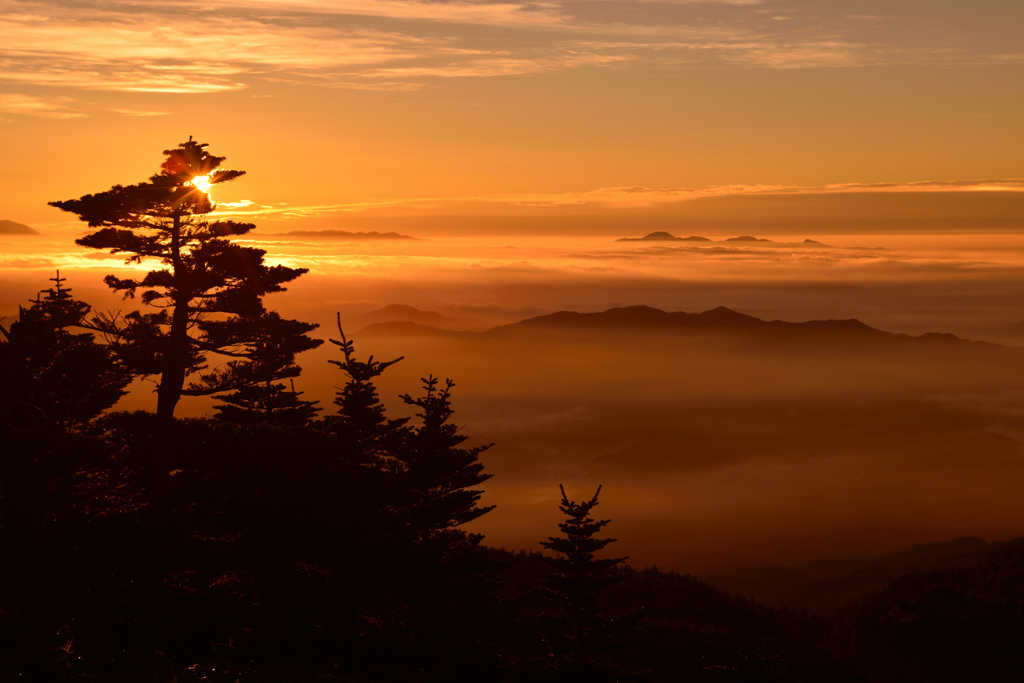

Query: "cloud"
(2, 0), (1020, 94)
(210, 0), (570, 27)
(0, 92), (83, 118)
(0, 8), (449, 92)
(213, 178), (1024, 221)
(109, 108), (169, 116)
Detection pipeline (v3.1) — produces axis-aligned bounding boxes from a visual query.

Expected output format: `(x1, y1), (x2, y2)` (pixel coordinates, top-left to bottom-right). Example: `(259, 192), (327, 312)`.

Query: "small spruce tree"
(0, 271), (132, 430)
(398, 375), (494, 549)
(213, 378), (321, 426)
(325, 316), (408, 466)
(394, 375), (496, 679)
(539, 485), (647, 681)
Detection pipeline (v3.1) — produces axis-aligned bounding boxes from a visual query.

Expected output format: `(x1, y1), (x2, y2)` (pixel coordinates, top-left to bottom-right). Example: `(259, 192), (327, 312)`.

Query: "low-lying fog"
(3, 224), (1024, 577)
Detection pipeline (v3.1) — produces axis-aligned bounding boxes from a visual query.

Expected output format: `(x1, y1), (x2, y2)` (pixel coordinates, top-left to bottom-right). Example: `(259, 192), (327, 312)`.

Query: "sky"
(1, 0), (1022, 228)
(2, 0), (1024, 571)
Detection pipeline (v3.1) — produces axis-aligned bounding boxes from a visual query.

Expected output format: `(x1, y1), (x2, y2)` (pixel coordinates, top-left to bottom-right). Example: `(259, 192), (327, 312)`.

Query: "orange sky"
(1, 0), (1022, 231)
(3, 0), (1024, 570)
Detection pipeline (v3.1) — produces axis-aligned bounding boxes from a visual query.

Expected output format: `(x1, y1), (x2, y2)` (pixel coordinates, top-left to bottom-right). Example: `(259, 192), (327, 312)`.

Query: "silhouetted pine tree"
(325, 316), (408, 466)
(538, 485), (649, 681)
(394, 376), (499, 679)
(49, 141), (322, 680)
(397, 375), (494, 549)
(213, 378), (320, 426)
(208, 312), (322, 425)
(48, 138), (321, 423)
(0, 273), (132, 680)
(0, 271), (131, 430)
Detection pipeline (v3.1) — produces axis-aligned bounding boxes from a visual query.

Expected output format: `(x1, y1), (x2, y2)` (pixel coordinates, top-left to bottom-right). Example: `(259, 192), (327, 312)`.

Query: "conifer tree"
(393, 376), (496, 677)
(398, 375), (494, 550)
(0, 272), (132, 679)
(213, 378), (321, 426)
(0, 271), (131, 430)
(325, 316), (408, 466)
(206, 312), (322, 425)
(49, 138), (320, 422)
(540, 485), (646, 680)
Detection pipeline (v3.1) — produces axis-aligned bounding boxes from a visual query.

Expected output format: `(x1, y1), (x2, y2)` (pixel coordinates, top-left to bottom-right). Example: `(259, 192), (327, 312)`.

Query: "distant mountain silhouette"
(509, 305), (913, 343)
(705, 536), (997, 615)
(358, 304), (450, 326)
(358, 304), (996, 349)
(354, 304), (486, 332)
(0, 219), (39, 235)
(268, 229), (416, 240)
(615, 232), (835, 247)
(617, 232), (711, 242)
(725, 235), (772, 242)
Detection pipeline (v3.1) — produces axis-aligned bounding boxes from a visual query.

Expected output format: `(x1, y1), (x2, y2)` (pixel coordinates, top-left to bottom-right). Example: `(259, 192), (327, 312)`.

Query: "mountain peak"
(616, 232), (711, 242)
(725, 235), (772, 243)
(0, 219), (39, 235)
(357, 304), (450, 327)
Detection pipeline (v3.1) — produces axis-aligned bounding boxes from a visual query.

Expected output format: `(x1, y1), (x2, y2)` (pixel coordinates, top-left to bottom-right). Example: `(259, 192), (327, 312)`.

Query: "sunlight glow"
(190, 174), (212, 194)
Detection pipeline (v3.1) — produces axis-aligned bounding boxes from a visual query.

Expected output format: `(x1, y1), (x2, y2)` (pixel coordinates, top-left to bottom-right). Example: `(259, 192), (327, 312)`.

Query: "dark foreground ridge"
(495, 535), (1024, 682)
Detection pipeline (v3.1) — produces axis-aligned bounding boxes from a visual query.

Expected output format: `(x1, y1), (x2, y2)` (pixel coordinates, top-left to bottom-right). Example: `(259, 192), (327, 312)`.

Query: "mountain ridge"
(264, 229), (416, 240)
(355, 304), (997, 348)
(0, 219), (39, 235)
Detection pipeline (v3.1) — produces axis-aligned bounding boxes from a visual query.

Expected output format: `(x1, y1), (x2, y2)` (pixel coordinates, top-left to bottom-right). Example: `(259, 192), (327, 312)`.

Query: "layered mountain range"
(354, 303), (992, 349)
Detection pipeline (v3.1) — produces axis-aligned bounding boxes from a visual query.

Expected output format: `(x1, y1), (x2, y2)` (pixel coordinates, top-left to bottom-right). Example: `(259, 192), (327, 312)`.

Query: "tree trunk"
(147, 213), (189, 681)
(156, 214), (189, 425)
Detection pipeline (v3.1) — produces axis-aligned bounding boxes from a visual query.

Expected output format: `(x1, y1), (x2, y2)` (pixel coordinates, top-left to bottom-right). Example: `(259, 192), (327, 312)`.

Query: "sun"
(190, 174), (212, 194)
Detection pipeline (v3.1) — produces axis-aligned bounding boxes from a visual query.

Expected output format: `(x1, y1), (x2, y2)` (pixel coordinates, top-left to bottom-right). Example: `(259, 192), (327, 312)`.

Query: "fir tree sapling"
(326, 315), (408, 466)
(540, 485), (648, 680)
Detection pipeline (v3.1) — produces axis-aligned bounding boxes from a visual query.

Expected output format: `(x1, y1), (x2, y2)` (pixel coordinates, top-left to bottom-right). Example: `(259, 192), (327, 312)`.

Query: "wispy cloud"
(0, 92), (83, 119)
(211, 0), (571, 27)
(1, 0), (1019, 93)
(108, 107), (169, 116)
(207, 179), (1024, 222)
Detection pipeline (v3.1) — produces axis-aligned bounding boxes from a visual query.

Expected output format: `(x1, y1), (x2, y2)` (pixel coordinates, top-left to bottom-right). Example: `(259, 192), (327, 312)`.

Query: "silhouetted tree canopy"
(538, 485), (649, 681)
(325, 317), (409, 466)
(49, 138), (321, 421)
(4, 140), (1009, 683)
(399, 375), (494, 538)
(0, 271), (131, 430)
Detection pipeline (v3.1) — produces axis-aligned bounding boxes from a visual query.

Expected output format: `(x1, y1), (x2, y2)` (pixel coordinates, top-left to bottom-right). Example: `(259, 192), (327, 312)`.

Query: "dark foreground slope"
(846, 537), (1024, 683)
(490, 538), (1024, 682)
